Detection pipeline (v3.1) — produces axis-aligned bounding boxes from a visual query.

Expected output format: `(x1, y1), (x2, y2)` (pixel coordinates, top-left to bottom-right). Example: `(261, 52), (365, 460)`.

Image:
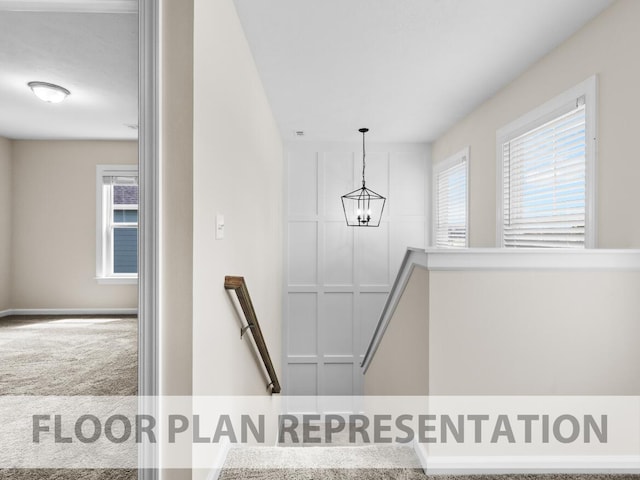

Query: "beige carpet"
(0, 315), (137, 396)
(219, 467), (427, 479)
(219, 469), (640, 480)
(0, 315), (137, 479)
(219, 445), (640, 480)
(220, 445), (423, 479)
(0, 470), (137, 480)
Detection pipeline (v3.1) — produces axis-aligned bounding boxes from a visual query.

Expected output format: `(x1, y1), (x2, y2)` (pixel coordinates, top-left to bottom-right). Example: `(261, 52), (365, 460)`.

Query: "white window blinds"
(434, 152), (468, 248)
(502, 102), (586, 248)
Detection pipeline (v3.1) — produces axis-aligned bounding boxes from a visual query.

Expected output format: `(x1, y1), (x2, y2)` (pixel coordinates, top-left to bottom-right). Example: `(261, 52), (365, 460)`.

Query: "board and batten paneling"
(285, 142), (430, 396)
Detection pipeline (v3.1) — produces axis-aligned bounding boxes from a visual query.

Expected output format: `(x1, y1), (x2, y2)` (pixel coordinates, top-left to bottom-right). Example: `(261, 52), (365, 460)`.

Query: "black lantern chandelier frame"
(341, 128), (386, 227)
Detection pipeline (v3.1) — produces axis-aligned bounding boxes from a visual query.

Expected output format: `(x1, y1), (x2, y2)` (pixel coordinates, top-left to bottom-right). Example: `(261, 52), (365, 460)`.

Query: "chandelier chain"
(361, 129), (366, 187)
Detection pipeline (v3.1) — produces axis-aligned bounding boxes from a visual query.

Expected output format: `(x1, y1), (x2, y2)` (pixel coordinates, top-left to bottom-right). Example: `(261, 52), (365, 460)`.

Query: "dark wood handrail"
(224, 276), (281, 394)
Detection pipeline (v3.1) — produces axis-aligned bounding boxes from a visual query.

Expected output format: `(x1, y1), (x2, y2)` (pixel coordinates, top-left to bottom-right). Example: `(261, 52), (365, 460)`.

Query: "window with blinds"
(434, 149), (468, 248)
(501, 102), (586, 248)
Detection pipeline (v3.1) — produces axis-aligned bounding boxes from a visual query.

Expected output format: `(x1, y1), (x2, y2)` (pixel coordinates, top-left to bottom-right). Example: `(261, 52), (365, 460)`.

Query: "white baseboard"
(206, 438), (232, 480)
(412, 439), (429, 475)
(0, 308), (137, 318)
(422, 454), (640, 474)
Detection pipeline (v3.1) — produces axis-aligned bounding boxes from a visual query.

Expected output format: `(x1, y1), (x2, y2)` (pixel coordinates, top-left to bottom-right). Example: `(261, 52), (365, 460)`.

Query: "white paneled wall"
(285, 142), (430, 395)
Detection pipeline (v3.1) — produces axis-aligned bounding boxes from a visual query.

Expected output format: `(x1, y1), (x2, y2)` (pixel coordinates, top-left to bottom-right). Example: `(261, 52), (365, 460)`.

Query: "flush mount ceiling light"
(341, 128), (386, 227)
(27, 81), (70, 103)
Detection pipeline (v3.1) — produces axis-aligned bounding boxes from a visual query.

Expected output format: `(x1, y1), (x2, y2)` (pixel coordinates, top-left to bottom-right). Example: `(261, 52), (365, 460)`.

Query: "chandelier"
(341, 128), (386, 227)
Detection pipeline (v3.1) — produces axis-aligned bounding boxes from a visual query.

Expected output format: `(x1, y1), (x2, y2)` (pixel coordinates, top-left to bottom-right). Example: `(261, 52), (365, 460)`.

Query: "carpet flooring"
(0, 315), (138, 479)
(0, 470), (137, 480)
(219, 446), (640, 480)
(2, 317), (639, 480)
(0, 315), (137, 396)
(220, 475), (640, 480)
(219, 466), (428, 479)
(220, 459), (640, 480)
(223, 445), (423, 469)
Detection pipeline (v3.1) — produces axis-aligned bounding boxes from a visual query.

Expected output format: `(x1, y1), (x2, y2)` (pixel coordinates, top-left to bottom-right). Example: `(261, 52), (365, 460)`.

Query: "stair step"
(219, 445), (426, 479)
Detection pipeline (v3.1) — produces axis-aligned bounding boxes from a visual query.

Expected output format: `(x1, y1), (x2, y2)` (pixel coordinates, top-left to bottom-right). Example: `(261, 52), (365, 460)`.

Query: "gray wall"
(364, 266), (429, 396)
(9, 140), (138, 310)
(0, 137), (11, 312)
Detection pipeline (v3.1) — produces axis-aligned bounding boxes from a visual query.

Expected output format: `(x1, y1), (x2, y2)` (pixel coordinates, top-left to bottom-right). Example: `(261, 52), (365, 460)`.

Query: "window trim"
(95, 164), (139, 283)
(432, 146), (470, 248)
(495, 75), (598, 248)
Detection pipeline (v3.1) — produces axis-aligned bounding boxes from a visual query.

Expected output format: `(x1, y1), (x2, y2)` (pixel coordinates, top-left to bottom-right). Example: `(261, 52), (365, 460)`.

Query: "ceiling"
(0, 4), (137, 140)
(233, 0), (613, 143)
(0, 0), (613, 142)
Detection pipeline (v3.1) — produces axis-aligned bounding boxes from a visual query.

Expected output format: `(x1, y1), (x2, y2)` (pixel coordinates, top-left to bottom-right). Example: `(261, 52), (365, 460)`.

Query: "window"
(433, 148), (469, 248)
(497, 76), (597, 248)
(96, 165), (138, 282)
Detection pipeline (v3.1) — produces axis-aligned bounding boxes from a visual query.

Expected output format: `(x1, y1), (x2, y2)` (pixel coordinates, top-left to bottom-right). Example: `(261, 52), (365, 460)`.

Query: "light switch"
(216, 214), (225, 239)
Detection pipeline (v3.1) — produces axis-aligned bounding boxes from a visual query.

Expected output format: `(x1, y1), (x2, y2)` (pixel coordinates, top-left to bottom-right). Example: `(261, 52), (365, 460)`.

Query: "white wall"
(285, 142), (429, 395)
(10, 140), (137, 310)
(432, 0), (640, 248)
(192, 0), (283, 397)
(0, 137), (11, 312)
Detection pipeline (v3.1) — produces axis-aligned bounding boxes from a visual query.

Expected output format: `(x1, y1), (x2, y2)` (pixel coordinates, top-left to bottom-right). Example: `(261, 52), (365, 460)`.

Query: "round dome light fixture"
(27, 81), (70, 103)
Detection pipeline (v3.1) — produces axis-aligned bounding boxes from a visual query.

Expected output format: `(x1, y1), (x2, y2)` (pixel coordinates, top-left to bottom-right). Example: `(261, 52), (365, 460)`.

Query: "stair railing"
(224, 276), (281, 394)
